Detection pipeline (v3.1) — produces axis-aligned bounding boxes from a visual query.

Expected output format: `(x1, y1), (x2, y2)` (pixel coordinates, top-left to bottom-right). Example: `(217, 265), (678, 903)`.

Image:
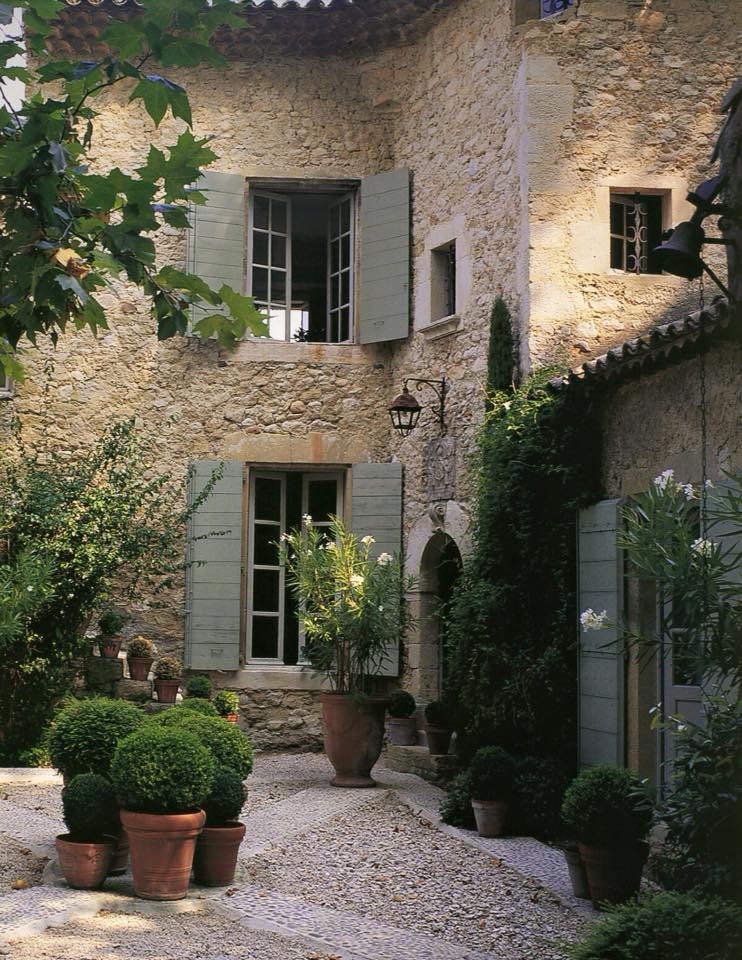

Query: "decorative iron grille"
(541, 0), (574, 16)
(609, 193), (664, 275)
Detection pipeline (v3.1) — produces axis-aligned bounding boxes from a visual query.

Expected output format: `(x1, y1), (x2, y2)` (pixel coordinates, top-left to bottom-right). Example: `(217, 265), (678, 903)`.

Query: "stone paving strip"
(0, 886), (100, 944)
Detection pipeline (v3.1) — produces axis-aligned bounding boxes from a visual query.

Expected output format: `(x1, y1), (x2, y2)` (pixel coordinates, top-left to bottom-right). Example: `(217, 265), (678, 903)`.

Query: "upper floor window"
(609, 192), (665, 275)
(431, 240), (457, 322)
(248, 189), (355, 344)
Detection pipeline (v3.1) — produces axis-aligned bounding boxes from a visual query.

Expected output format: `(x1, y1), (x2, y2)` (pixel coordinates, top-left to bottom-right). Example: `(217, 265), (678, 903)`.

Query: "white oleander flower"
(361, 535), (376, 546)
(691, 537), (715, 558)
(705, 479), (715, 489)
(681, 483), (695, 501)
(376, 552), (393, 566)
(350, 574), (364, 587)
(302, 514), (312, 526)
(653, 469), (675, 492)
(580, 608), (609, 632)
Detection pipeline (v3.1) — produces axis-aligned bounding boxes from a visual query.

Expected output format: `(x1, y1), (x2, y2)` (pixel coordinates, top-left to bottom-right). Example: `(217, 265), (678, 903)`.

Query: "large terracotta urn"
(320, 692), (387, 788)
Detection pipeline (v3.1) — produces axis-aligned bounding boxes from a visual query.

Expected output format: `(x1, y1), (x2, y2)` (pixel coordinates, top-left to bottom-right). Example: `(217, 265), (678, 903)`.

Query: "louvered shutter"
(186, 171), (245, 326)
(359, 169), (410, 345)
(351, 462), (403, 677)
(185, 461), (244, 671)
(578, 500), (625, 766)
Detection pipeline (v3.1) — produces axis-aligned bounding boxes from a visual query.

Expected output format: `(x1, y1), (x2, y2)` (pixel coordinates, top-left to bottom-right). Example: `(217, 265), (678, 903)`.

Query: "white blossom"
(690, 537), (715, 558)
(376, 552), (393, 566)
(26, 585), (33, 592)
(350, 574), (364, 587)
(361, 535), (376, 546)
(705, 479), (715, 490)
(302, 514), (312, 526)
(681, 483), (695, 501)
(580, 608), (609, 632)
(653, 469), (675, 492)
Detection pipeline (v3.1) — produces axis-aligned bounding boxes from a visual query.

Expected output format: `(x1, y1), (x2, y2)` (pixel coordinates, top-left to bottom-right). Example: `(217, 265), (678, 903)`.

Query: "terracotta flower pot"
(55, 835), (114, 889)
(320, 692), (387, 788)
(578, 840), (648, 908)
(223, 713), (239, 725)
(471, 799), (509, 837)
(128, 656), (154, 681)
(121, 808), (205, 901)
(193, 821), (246, 887)
(425, 725), (452, 756)
(563, 843), (590, 899)
(99, 638), (122, 659)
(154, 678), (180, 703)
(387, 716), (417, 746)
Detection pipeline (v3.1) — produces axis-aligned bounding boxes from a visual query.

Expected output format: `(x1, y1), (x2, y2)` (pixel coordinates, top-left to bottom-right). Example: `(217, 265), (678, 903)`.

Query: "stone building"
(1, 0), (739, 754)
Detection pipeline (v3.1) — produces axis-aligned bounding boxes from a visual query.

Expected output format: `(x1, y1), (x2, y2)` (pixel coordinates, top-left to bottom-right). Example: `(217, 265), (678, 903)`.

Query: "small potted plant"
(424, 700), (453, 756)
(127, 635), (155, 681)
(97, 609), (127, 659)
(185, 675), (213, 700)
(387, 690), (418, 746)
(213, 690), (240, 725)
(150, 711), (254, 780)
(111, 724), (214, 900)
(153, 656), (182, 704)
(49, 697), (144, 783)
(469, 746), (515, 837)
(193, 764), (247, 887)
(56, 773), (118, 889)
(560, 764), (653, 908)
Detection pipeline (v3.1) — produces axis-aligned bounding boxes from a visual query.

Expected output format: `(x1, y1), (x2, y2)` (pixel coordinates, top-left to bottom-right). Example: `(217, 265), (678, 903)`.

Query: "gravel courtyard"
(0, 754), (589, 959)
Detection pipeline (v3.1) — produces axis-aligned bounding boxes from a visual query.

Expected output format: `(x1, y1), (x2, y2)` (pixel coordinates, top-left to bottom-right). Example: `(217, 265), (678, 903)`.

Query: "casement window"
(187, 168), (410, 346)
(609, 192), (665, 275)
(430, 240), (457, 322)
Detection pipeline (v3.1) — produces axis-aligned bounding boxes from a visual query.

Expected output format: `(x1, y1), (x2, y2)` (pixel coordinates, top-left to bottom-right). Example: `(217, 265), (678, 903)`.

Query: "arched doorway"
(417, 531), (463, 701)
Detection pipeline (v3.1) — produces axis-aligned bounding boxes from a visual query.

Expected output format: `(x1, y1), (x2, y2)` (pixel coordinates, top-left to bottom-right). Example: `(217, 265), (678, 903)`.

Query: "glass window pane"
(253, 569), (280, 612)
(340, 199), (350, 234)
(272, 270), (286, 304)
(253, 195), (269, 230)
(255, 477), (281, 521)
(331, 240), (339, 275)
(252, 616), (278, 658)
(341, 271), (350, 307)
(329, 310), (339, 343)
(331, 203), (340, 237)
(253, 267), (268, 302)
(341, 232), (350, 271)
(610, 201), (624, 234)
(253, 231), (269, 266)
(271, 234), (286, 269)
(269, 308), (288, 340)
(340, 306), (350, 343)
(332, 274), (340, 309)
(271, 199), (287, 234)
(307, 479), (338, 523)
(253, 524), (279, 566)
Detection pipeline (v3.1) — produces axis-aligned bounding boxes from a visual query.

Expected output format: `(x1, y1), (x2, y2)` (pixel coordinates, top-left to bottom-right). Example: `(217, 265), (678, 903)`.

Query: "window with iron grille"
(609, 193), (665, 275)
(541, 0), (573, 17)
(431, 240), (457, 322)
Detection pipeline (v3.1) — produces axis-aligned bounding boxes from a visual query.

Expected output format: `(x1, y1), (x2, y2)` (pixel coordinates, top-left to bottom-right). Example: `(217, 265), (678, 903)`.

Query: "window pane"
(341, 232), (350, 271)
(331, 239), (339, 275)
(331, 203), (340, 237)
(252, 616), (278, 659)
(253, 569), (280, 612)
(340, 270), (350, 307)
(329, 311), (339, 343)
(272, 270), (286, 304)
(340, 199), (350, 234)
(307, 479), (338, 523)
(253, 267), (268, 301)
(269, 308), (288, 340)
(340, 306), (350, 343)
(271, 234), (286, 269)
(610, 237), (624, 270)
(253, 230), (269, 266)
(253, 195), (269, 230)
(271, 199), (287, 234)
(610, 201), (624, 234)
(253, 524), (279, 566)
(332, 274), (340, 309)
(255, 477), (281, 521)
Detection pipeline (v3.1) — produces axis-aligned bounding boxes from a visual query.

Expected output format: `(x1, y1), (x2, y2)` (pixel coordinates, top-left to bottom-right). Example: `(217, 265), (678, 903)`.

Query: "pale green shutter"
(352, 462), (403, 677)
(186, 171), (245, 325)
(578, 500), (625, 766)
(185, 461), (243, 671)
(359, 168), (410, 345)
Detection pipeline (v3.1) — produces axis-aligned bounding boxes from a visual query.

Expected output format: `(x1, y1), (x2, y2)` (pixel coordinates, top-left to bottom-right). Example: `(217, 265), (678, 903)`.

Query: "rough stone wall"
(237, 688), (324, 752)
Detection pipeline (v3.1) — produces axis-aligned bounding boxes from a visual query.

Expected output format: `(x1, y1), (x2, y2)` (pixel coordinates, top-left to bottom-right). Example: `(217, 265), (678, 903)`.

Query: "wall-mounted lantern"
(388, 377), (446, 436)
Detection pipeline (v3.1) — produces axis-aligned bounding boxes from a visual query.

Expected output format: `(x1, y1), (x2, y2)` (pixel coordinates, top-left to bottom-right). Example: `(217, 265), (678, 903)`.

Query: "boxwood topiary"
(148, 711), (253, 779)
(180, 699), (219, 717)
(509, 756), (570, 839)
(424, 700), (449, 728)
(111, 725), (214, 814)
(49, 698), (144, 780)
(469, 746), (515, 801)
(568, 891), (742, 960)
(202, 765), (247, 826)
(154, 656), (182, 680)
(388, 690), (416, 719)
(213, 690), (240, 717)
(184, 675), (213, 699)
(127, 636), (154, 659)
(440, 769), (476, 829)
(561, 764), (653, 846)
(62, 773), (119, 841)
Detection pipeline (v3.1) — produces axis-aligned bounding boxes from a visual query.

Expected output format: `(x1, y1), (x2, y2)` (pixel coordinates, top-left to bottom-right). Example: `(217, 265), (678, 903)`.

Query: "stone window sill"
(604, 271), (687, 284)
(226, 665), (331, 691)
(417, 315), (462, 342)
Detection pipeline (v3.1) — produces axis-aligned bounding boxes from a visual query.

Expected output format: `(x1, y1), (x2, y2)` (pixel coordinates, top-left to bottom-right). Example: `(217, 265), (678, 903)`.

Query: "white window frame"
(327, 193), (355, 345)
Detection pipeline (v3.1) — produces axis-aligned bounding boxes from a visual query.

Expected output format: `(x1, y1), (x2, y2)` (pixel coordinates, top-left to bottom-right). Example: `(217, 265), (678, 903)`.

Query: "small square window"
(609, 192), (665, 275)
(431, 240), (457, 323)
(541, 0), (573, 16)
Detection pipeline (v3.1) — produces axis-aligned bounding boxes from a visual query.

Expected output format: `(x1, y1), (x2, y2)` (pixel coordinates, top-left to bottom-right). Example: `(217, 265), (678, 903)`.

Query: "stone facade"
(1, 0), (737, 746)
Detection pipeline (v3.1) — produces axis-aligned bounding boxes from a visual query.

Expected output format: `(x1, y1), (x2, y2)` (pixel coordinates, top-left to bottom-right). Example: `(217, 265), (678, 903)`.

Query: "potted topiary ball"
(97, 609), (128, 659)
(153, 656), (182, 704)
(469, 746), (515, 837)
(111, 725), (214, 901)
(49, 698), (144, 784)
(193, 765), (247, 887)
(560, 764), (653, 908)
(180, 699), (219, 717)
(185, 675), (213, 700)
(149, 711), (254, 780)
(387, 691), (418, 746)
(56, 774), (119, 889)
(424, 700), (453, 756)
(127, 636), (155, 681)
(213, 690), (240, 725)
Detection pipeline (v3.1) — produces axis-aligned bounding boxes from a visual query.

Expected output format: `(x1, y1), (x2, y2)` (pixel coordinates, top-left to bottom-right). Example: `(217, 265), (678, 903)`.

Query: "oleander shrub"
(202, 765), (247, 827)
(154, 656), (182, 680)
(567, 891), (742, 960)
(149, 711), (253, 779)
(111, 725), (214, 814)
(127, 636), (154, 659)
(62, 773), (119, 841)
(388, 690), (416, 719)
(213, 690), (240, 717)
(180, 699), (219, 717)
(424, 700), (449, 728)
(509, 756), (570, 839)
(49, 698), (144, 780)
(469, 746), (515, 802)
(561, 765), (653, 846)
(440, 769), (476, 829)
(185, 675), (213, 699)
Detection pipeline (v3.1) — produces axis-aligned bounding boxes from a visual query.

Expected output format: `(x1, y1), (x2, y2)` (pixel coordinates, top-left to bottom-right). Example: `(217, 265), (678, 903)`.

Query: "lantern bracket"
(403, 377), (447, 434)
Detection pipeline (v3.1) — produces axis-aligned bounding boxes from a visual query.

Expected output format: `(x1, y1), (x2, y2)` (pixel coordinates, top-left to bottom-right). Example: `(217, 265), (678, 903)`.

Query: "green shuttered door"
(185, 461), (244, 671)
(352, 462), (403, 677)
(360, 169), (410, 345)
(578, 500), (625, 767)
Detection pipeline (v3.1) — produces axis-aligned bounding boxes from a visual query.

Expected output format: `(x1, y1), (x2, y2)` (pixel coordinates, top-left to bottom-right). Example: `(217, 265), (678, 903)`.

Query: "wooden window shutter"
(185, 461), (244, 671)
(578, 499), (626, 767)
(351, 462), (403, 677)
(359, 168), (410, 345)
(186, 171), (246, 326)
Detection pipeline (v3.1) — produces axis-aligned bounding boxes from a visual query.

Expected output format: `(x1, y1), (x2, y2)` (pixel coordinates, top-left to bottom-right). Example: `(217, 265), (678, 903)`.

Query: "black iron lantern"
(388, 386), (422, 435)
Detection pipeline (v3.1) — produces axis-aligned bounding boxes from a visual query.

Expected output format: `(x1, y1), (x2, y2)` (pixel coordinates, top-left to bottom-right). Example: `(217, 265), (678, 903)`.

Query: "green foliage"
(445, 365), (600, 761)
(440, 770), (476, 829)
(0, 420), (222, 761)
(388, 690), (416, 719)
(180, 698), (219, 717)
(48, 697), (143, 780)
(509, 756), (569, 840)
(185, 675), (213, 699)
(560, 764), (653, 847)
(0, 0), (266, 375)
(202, 764), (247, 826)
(469, 746), (515, 801)
(486, 297), (517, 395)
(149, 711), (253, 779)
(98, 609), (127, 637)
(62, 773), (119, 841)
(155, 656), (182, 680)
(212, 690), (240, 717)
(127, 635), (154, 659)
(424, 700), (449, 728)
(567, 892), (742, 960)
(111, 725), (214, 814)
(281, 517), (412, 694)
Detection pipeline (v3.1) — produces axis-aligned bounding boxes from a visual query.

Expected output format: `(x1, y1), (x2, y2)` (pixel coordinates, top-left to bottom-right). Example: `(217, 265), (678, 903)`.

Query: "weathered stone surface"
(84, 657), (123, 691)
